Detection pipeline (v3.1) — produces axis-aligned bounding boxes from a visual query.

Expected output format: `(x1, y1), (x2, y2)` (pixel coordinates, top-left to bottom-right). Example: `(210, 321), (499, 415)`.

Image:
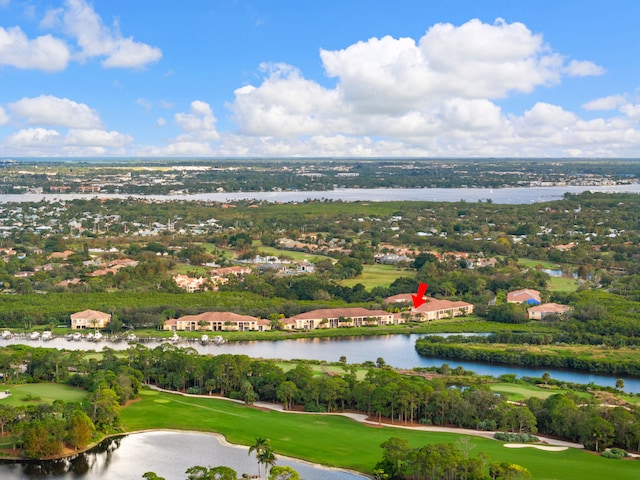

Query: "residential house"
(384, 293), (414, 304)
(210, 266), (253, 277)
(507, 288), (541, 305)
(527, 303), (572, 321)
(108, 258), (139, 269)
(285, 307), (399, 330)
(164, 311), (270, 332)
(173, 274), (207, 293)
(472, 257), (498, 268)
(49, 250), (75, 260)
(77, 185), (101, 193)
(411, 298), (474, 320)
(70, 309), (111, 330)
(209, 265), (252, 288)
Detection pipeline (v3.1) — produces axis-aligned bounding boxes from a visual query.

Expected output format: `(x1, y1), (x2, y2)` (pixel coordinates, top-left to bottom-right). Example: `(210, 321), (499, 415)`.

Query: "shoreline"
(0, 428), (369, 479)
(0, 184), (640, 206)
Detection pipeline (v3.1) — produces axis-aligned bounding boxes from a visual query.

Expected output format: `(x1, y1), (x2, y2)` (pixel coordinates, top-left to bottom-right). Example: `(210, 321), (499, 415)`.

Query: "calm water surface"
(0, 431), (366, 480)
(2, 184), (640, 205)
(4, 333), (640, 393)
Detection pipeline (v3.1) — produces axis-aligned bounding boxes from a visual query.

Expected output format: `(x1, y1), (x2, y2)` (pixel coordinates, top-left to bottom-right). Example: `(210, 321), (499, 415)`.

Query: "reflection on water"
(3, 332), (640, 393)
(0, 432), (366, 480)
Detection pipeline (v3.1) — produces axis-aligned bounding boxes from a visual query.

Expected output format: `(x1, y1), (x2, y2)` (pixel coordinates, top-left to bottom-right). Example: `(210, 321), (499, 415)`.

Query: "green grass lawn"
(548, 275), (580, 293)
(490, 383), (592, 402)
(517, 258), (564, 270)
(0, 383), (87, 406)
(341, 264), (413, 289)
(516, 257), (579, 292)
(119, 389), (639, 479)
(274, 361), (369, 381)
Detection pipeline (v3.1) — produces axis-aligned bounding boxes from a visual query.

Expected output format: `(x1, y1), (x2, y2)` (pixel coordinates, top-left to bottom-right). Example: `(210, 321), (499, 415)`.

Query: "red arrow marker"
(411, 282), (429, 308)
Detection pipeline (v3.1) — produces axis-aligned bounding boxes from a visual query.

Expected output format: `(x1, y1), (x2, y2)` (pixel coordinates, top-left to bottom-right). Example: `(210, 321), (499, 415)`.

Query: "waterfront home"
(164, 311), (270, 332)
(285, 307), (399, 330)
(70, 309), (111, 330)
(527, 303), (572, 321)
(411, 298), (474, 320)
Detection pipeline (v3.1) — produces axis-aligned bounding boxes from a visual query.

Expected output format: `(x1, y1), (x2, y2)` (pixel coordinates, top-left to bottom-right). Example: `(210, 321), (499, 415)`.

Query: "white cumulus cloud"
(0, 26), (70, 71)
(227, 17), (605, 156)
(564, 59), (605, 77)
(620, 103), (640, 121)
(231, 63), (344, 135)
(9, 95), (102, 129)
(0, 106), (8, 125)
(92, 16), (638, 158)
(46, 0), (161, 69)
(66, 128), (132, 147)
(583, 95), (627, 111)
(175, 100), (219, 139)
(5, 128), (61, 147)
(4, 126), (132, 156)
(137, 101), (220, 156)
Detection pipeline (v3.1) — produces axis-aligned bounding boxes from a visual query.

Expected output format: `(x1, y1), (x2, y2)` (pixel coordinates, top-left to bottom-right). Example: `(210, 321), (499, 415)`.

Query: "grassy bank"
(489, 383), (592, 402)
(119, 389), (639, 479)
(340, 264), (414, 289)
(0, 383), (87, 407)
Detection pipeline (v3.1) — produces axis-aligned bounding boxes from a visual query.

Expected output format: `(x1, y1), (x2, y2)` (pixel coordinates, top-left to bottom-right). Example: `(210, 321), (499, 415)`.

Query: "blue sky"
(1, 0), (639, 158)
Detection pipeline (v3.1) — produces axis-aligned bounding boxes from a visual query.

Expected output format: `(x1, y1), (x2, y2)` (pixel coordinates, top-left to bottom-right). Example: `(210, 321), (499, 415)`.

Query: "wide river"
(3, 333), (640, 393)
(1, 183), (640, 205)
(2, 184), (639, 477)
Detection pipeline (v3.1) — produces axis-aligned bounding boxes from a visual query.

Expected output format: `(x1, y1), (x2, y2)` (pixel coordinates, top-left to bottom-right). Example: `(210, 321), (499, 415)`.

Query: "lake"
(4, 333), (640, 393)
(1, 183), (640, 205)
(0, 431), (367, 480)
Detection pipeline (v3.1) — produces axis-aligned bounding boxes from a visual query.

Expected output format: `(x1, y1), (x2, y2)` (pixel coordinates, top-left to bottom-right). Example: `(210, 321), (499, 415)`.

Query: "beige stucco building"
(70, 309), (112, 330)
(411, 298), (474, 321)
(165, 311), (270, 332)
(285, 307), (400, 330)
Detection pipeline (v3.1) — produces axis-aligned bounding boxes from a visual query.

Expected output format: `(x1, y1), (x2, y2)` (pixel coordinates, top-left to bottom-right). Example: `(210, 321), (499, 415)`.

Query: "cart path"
(145, 385), (584, 449)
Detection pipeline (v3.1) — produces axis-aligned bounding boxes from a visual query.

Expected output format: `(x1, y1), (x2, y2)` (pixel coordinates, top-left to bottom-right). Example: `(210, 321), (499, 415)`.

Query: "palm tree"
(259, 447), (277, 479)
(248, 437), (270, 478)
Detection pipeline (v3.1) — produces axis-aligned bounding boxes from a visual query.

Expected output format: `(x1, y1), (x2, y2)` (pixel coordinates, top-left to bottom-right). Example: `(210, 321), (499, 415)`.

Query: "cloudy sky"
(1, 0), (639, 158)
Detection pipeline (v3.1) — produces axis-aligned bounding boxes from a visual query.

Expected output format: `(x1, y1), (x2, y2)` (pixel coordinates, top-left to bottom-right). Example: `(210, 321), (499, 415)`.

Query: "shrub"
(477, 419), (497, 431)
(602, 448), (628, 459)
(494, 432), (539, 443)
(21, 393), (42, 402)
(304, 402), (327, 413)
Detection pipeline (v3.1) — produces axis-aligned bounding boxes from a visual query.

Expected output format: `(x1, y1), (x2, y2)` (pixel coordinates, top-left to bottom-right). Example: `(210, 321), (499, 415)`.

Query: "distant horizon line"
(3, 157), (640, 163)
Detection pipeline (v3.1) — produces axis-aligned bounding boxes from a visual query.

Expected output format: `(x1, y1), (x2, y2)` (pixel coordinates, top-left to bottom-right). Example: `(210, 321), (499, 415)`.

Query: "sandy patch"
(504, 443), (568, 452)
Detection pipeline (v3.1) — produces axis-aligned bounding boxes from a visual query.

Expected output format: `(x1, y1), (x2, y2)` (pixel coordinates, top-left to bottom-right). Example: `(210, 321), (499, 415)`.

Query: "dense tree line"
(0, 345), (141, 458)
(375, 437), (531, 480)
(120, 344), (640, 453)
(414, 340), (640, 376)
(2, 344), (640, 459)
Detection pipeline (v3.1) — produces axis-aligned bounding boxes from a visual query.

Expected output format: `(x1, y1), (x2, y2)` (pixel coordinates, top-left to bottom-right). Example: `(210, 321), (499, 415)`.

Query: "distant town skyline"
(1, 0), (639, 158)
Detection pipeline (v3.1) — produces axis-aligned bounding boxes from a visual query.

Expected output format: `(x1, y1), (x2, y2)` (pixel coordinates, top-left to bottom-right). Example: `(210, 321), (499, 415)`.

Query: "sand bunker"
(504, 443), (568, 452)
